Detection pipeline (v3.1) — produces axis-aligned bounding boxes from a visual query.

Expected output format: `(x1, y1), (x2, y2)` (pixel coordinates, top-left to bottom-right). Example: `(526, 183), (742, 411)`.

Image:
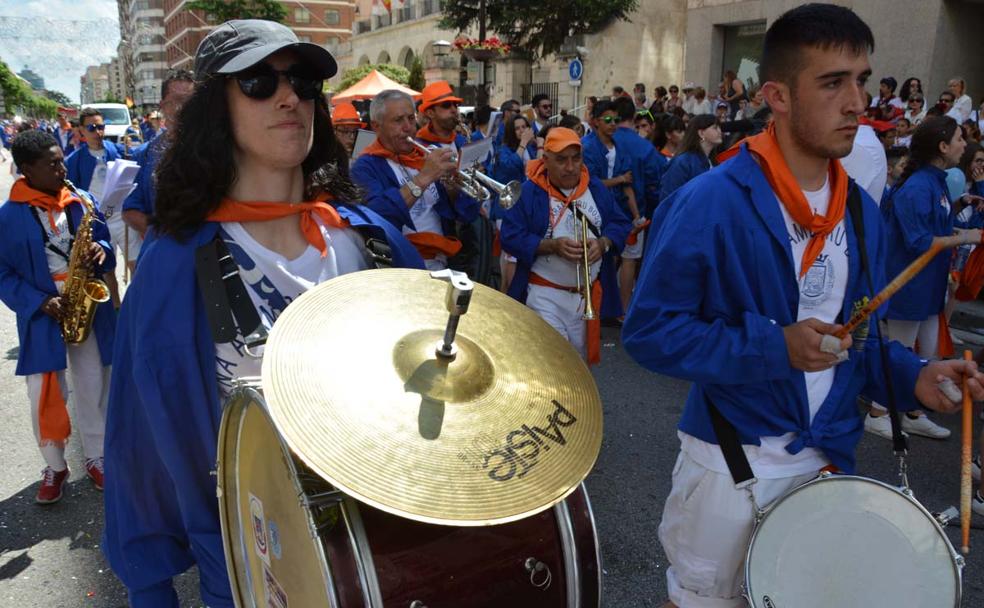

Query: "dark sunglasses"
(233, 64), (323, 101)
(600, 115), (617, 124)
(437, 101), (459, 110)
(84, 123), (106, 132)
(939, 98), (953, 104)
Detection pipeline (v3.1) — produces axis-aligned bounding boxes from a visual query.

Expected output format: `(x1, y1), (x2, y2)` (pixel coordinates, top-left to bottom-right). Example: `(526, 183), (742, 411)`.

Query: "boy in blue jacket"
(623, 6), (984, 607)
(0, 130), (115, 504)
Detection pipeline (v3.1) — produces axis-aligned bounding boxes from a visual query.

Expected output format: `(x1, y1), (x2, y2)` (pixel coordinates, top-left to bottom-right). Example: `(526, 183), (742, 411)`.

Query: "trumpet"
(467, 170), (522, 210)
(405, 137), (489, 201)
(573, 202), (596, 321)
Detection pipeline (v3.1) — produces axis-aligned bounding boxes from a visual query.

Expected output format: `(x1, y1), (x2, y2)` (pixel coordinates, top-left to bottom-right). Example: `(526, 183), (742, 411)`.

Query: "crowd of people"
(2, 4), (984, 608)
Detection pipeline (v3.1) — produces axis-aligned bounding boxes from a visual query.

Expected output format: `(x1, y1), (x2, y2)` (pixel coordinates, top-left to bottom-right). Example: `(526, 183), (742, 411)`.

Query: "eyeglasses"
(84, 123), (106, 132)
(233, 63), (323, 101)
(600, 116), (617, 124)
(437, 101), (459, 110)
(909, 98), (923, 104)
(939, 98), (953, 105)
(335, 128), (358, 136)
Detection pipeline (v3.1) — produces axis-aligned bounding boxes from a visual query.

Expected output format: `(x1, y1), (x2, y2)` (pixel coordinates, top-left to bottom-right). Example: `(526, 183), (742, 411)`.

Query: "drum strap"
(845, 186), (908, 455)
(708, 185), (908, 489)
(195, 237), (263, 344)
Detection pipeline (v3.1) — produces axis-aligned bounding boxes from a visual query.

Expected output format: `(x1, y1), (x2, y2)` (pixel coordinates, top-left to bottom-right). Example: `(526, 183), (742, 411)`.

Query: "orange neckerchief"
(417, 123), (456, 145)
(362, 139), (427, 171)
(660, 148), (674, 158)
(9, 177), (77, 232)
(207, 193), (349, 258)
(526, 159), (591, 229)
(9, 179), (76, 447)
(718, 123), (849, 278)
(957, 246), (984, 302)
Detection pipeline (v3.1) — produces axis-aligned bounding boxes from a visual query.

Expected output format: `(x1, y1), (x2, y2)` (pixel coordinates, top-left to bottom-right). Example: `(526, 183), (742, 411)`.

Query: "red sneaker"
(36, 467), (70, 504)
(84, 458), (104, 491)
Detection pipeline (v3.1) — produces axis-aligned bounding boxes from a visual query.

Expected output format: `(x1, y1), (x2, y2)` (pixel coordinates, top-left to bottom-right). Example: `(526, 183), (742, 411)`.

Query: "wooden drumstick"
(962, 349), (973, 555)
(833, 234), (968, 340)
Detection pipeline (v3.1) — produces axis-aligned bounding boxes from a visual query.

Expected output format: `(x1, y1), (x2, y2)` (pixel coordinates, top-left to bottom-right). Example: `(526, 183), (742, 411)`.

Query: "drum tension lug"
(409, 601), (429, 608)
(524, 557), (553, 590)
(301, 489), (345, 508)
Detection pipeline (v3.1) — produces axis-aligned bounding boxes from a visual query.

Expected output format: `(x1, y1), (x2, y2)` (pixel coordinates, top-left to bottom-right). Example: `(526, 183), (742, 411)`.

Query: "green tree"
(0, 61), (58, 118)
(337, 64), (411, 92)
(42, 89), (73, 106)
(407, 56), (426, 92)
(439, 0), (638, 59)
(185, 0), (287, 22)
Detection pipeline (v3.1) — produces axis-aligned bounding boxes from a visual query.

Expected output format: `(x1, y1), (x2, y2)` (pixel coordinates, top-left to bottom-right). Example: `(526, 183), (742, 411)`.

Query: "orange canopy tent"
(331, 69), (421, 105)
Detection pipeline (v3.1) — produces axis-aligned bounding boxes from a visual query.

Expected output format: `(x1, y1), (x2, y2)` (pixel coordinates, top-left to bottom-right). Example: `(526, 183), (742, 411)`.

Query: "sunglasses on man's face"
(84, 123), (106, 132)
(437, 101), (459, 110)
(600, 115), (617, 124)
(940, 98), (953, 105)
(233, 63), (323, 101)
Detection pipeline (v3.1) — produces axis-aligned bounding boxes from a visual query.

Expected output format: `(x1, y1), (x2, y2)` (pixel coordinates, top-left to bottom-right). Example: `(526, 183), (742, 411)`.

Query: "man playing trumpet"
(352, 89), (480, 270)
(0, 130), (115, 504)
(501, 127), (630, 363)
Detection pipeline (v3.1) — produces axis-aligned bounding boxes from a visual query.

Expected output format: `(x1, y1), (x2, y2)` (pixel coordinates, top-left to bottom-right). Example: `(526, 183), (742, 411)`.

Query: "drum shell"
(217, 387), (601, 608)
(744, 473), (962, 608)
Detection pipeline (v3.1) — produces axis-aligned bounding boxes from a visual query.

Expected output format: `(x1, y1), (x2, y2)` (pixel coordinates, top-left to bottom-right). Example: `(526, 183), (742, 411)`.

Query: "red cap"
(418, 80), (463, 113)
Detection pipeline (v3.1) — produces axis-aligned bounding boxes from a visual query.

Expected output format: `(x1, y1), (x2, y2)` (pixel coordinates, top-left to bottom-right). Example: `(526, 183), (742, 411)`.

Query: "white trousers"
(871, 316), (938, 414)
(526, 284), (586, 357)
(107, 213), (143, 262)
(26, 334), (110, 470)
(659, 450), (816, 608)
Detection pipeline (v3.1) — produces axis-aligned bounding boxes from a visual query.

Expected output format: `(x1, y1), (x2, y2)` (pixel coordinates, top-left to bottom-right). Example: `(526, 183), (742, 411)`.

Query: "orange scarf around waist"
(362, 139), (427, 171)
(718, 123), (849, 278)
(417, 123), (457, 145)
(206, 193), (349, 258)
(529, 273), (603, 366)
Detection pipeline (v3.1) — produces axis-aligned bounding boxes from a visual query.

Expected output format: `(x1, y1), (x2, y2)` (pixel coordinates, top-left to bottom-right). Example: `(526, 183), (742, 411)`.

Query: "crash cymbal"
(262, 268), (602, 526)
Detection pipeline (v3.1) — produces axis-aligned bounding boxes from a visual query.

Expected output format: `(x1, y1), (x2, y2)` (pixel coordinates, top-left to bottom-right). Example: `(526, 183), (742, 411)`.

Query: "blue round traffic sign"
(569, 58), (583, 81)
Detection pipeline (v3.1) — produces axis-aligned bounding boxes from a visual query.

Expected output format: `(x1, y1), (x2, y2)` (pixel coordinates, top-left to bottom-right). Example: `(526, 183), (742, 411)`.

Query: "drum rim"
(742, 473), (963, 608)
(216, 385), (343, 608)
(581, 483), (604, 607)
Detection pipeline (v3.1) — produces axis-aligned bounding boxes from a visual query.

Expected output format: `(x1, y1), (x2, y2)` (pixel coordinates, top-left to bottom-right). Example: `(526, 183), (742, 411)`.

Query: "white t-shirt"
(87, 147), (107, 201)
(386, 159), (445, 270)
(604, 144), (616, 180)
(682, 177), (846, 479)
(840, 125), (887, 206)
(214, 218), (369, 399)
(530, 187), (602, 287)
(33, 207), (71, 279)
(871, 95), (905, 111)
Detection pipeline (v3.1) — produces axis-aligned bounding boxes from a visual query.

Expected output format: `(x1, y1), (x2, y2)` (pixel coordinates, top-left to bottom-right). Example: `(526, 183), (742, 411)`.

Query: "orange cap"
(543, 127), (582, 153)
(332, 102), (365, 127)
(418, 80), (463, 113)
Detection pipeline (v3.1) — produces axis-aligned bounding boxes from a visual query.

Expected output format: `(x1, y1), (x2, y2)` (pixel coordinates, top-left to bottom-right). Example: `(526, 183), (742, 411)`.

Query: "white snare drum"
(744, 473), (963, 608)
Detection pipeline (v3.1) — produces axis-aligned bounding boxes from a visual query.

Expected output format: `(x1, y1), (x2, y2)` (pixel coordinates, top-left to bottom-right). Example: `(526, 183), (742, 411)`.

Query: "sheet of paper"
(99, 159), (140, 214)
(458, 137), (494, 168)
(353, 129), (377, 158)
(485, 111), (502, 139)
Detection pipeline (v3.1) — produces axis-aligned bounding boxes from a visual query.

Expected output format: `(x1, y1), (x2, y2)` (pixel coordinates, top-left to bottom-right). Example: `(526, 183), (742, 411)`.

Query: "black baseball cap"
(194, 19), (338, 82)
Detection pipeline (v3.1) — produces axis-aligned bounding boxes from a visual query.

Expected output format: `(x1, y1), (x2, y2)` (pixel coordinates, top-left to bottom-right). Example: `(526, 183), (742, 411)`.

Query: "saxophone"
(60, 180), (111, 344)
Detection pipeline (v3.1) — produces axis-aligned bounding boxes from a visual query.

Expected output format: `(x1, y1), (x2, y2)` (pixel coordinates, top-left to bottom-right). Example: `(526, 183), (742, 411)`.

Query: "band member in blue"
(622, 6), (984, 607)
(101, 21), (422, 608)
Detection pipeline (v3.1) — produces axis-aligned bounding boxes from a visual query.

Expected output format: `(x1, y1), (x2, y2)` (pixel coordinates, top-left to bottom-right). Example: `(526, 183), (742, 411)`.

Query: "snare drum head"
(217, 388), (334, 607)
(745, 475), (960, 608)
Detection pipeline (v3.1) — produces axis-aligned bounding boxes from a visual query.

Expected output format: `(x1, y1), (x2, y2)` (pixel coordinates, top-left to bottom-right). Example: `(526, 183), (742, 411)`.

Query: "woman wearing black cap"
(101, 20), (423, 607)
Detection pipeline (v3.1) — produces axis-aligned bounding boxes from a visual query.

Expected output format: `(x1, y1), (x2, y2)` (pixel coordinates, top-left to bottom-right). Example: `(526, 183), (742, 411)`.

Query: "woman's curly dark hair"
(153, 76), (359, 238)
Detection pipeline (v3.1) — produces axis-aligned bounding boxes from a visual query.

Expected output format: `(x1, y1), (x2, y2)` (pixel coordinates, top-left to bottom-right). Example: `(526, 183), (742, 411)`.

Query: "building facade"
(17, 67), (45, 91)
(341, 0), (687, 112)
(108, 57), (127, 102)
(683, 0), (984, 106)
(80, 64), (112, 104)
(162, 1), (356, 72)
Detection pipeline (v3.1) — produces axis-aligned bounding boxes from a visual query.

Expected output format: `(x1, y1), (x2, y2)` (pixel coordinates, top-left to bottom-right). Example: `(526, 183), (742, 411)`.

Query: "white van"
(82, 103), (132, 144)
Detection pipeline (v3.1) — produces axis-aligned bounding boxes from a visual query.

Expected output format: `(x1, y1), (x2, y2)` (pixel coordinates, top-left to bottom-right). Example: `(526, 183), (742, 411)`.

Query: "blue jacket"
(490, 145), (528, 222)
(53, 126), (76, 155)
(0, 196), (116, 375)
(501, 176), (631, 303)
(881, 165), (954, 320)
(612, 127), (665, 218)
(101, 205), (423, 608)
(350, 153), (480, 235)
(65, 142), (124, 190)
(659, 151), (712, 202)
(622, 146), (925, 474)
(123, 134), (165, 216)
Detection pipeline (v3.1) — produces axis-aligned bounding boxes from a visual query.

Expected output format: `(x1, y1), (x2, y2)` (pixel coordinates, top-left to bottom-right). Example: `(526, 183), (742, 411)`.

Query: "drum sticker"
(268, 520), (282, 560)
(263, 565), (289, 608)
(249, 493), (271, 567)
(849, 296), (870, 350)
(481, 400), (578, 482)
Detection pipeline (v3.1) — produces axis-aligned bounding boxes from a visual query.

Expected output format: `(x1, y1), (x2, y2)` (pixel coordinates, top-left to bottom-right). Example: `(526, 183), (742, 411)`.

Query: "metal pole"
(476, 0), (489, 107)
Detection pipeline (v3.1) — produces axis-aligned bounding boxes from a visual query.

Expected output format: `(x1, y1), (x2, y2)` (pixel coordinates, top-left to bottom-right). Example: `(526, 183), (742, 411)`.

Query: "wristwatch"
(406, 178), (423, 199)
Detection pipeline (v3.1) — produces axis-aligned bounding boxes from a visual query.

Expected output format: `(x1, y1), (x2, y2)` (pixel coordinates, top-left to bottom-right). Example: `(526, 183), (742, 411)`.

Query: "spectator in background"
(905, 93), (928, 125)
(937, 90), (956, 117)
(681, 82), (697, 115)
(633, 83), (648, 110)
(612, 85), (627, 98)
(691, 87), (713, 116)
(654, 86), (669, 107)
(559, 113), (585, 137)
(714, 101), (730, 126)
(964, 120), (981, 145)
(530, 93), (554, 135)
(884, 146), (909, 201)
(665, 85), (682, 112)
(657, 114), (720, 205)
(900, 77), (922, 103)
(741, 86), (766, 119)
(895, 117), (913, 148)
(660, 114), (686, 158)
(948, 78), (973, 124)
(841, 116), (888, 204)
(871, 76), (905, 117)
(721, 69), (746, 118)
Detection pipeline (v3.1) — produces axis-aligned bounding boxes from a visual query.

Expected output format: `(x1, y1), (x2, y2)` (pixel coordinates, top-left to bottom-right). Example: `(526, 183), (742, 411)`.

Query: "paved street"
(1, 163), (984, 606)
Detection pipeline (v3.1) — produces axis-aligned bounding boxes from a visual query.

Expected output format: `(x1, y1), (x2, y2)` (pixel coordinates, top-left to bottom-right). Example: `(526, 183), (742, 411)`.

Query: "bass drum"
(744, 473), (963, 608)
(217, 387), (602, 608)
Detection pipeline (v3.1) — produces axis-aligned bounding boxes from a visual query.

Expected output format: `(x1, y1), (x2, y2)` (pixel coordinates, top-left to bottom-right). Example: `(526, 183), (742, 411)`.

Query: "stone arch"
(397, 46), (415, 69)
(377, 50), (391, 64)
(357, 54), (371, 67)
